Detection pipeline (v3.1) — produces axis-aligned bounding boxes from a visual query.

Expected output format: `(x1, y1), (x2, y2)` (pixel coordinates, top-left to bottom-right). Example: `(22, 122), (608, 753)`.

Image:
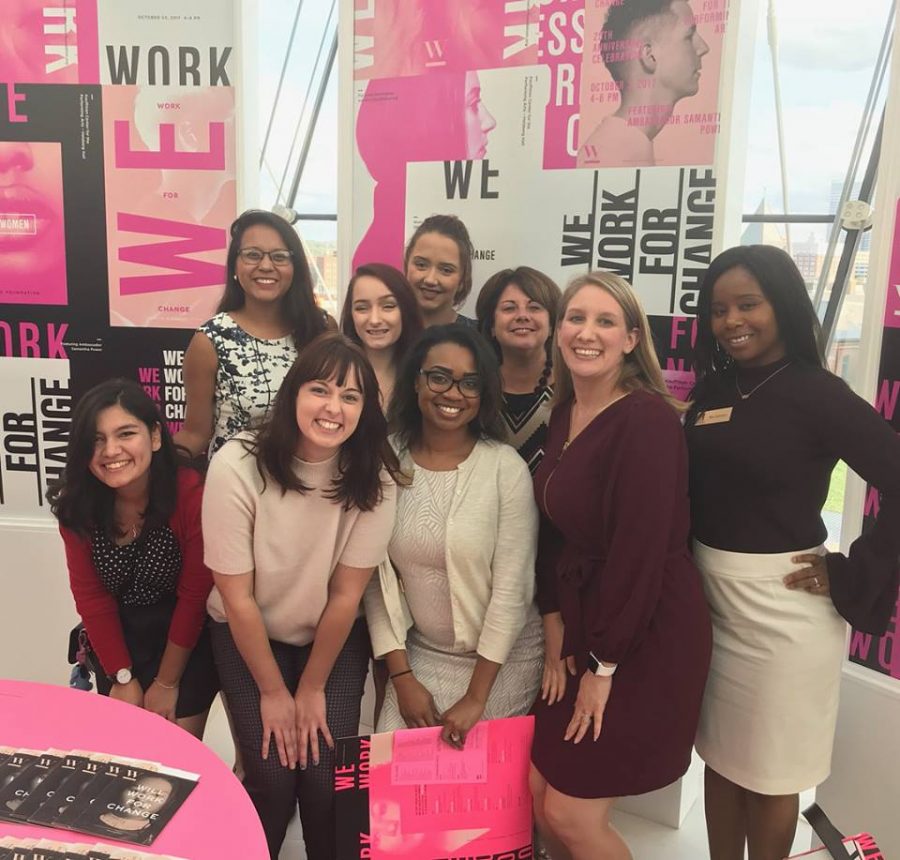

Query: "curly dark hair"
(218, 209), (328, 349)
(48, 379), (190, 538)
(403, 214), (475, 307)
(340, 263), (425, 367)
(387, 324), (507, 450)
(244, 332), (401, 511)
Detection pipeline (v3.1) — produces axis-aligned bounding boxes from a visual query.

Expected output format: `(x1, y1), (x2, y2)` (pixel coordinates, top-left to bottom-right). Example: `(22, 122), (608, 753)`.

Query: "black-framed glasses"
(419, 368), (482, 398)
(238, 248), (294, 266)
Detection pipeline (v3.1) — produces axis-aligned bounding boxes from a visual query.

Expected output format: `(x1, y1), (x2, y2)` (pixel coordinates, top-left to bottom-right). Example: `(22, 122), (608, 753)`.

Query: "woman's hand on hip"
(109, 678), (144, 709)
(144, 680), (178, 721)
(441, 692), (486, 750)
(784, 554), (830, 596)
(294, 683), (333, 770)
(564, 672), (612, 744)
(394, 673), (441, 729)
(540, 612), (576, 706)
(259, 686), (297, 768)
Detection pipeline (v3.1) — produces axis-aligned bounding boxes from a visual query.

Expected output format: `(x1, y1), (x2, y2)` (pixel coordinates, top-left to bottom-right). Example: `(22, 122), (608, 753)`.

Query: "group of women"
(49, 209), (900, 860)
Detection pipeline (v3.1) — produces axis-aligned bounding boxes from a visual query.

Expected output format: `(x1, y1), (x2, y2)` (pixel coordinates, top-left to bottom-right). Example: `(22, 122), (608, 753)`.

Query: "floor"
(202, 684), (815, 860)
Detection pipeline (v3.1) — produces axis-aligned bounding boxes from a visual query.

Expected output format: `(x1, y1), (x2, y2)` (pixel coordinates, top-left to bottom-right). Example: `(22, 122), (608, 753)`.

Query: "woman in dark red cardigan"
(530, 273), (711, 859)
(49, 379), (218, 738)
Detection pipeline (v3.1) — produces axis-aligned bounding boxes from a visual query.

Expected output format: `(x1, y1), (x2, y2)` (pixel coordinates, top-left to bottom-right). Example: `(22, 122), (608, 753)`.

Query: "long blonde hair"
(553, 272), (688, 414)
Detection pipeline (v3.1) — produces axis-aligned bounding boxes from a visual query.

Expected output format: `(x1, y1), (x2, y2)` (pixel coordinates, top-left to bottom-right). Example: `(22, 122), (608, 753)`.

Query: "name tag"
(695, 407), (733, 426)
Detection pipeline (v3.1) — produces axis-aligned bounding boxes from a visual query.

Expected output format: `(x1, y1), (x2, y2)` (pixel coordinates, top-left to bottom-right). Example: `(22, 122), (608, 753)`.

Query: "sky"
(254, 0), (894, 246)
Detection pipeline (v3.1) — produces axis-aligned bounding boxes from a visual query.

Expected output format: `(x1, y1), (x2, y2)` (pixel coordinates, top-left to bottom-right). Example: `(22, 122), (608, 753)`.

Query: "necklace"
(563, 392), (629, 451)
(735, 362), (791, 400)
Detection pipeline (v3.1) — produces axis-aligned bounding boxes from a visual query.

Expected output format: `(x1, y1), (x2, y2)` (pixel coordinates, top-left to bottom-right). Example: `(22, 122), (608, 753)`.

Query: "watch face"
(116, 668), (132, 685)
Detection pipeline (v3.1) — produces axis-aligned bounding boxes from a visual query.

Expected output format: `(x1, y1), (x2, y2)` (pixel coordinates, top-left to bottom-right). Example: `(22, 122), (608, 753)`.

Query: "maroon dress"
(531, 390), (712, 798)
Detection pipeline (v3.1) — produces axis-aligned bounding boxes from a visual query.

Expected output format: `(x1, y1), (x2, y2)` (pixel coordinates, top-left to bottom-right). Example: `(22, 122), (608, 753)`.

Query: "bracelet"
(153, 677), (179, 690)
(389, 669), (413, 681)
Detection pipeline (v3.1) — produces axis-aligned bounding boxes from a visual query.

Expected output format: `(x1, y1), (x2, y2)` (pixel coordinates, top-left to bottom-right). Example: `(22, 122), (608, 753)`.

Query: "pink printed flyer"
(0, 141), (68, 305)
(334, 716), (535, 860)
(101, 85), (235, 329)
(577, 0), (726, 168)
(0, 0), (99, 84)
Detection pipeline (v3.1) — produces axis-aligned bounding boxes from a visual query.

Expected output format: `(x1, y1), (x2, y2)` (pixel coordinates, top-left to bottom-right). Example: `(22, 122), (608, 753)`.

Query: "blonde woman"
(530, 273), (711, 860)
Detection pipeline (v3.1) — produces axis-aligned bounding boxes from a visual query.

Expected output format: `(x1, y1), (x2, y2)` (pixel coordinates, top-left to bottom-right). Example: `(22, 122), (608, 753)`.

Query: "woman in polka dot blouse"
(49, 379), (218, 739)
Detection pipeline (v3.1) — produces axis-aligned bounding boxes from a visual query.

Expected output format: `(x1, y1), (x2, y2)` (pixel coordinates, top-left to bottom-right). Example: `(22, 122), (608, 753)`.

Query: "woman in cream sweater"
(365, 324), (543, 747)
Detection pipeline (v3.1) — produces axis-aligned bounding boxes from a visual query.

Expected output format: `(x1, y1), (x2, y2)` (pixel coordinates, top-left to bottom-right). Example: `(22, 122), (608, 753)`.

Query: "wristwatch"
(587, 652), (617, 677)
(112, 667), (133, 685)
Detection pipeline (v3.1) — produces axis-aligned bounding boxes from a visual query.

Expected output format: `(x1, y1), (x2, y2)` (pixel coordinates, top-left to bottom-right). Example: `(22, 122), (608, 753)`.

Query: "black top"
(91, 526), (182, 606)
(686, 359), (900, 633)
(453, 313), (478, 329)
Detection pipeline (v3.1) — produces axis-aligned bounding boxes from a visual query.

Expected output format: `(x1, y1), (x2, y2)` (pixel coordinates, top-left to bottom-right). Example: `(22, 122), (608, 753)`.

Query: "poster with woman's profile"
(352, 0), (540, 80)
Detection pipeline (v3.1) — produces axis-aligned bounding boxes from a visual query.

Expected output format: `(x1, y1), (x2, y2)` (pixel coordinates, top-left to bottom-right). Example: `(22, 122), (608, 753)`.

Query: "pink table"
(0, 680), (267, 859)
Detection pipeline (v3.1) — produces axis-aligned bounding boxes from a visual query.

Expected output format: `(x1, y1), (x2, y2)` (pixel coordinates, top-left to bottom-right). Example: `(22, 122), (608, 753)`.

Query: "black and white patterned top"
(91, 527), (182, 606)
(199, 313), (297, 457)
(502, 384), (554, 475)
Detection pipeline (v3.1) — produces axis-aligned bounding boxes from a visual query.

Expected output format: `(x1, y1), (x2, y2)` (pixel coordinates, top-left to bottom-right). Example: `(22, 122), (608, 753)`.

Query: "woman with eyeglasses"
(176, 209), (329, 459)
(365, 325), (543, 747)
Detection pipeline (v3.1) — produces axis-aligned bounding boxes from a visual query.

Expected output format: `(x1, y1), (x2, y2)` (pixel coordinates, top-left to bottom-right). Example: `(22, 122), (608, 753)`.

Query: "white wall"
(0, 519), (74, 685)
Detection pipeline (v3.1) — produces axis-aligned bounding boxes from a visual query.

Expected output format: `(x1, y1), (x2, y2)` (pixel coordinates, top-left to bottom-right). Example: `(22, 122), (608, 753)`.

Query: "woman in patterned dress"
(177, 209), (329, 459)
(49, 379), (217, 739)
(364, 324), (543, 746)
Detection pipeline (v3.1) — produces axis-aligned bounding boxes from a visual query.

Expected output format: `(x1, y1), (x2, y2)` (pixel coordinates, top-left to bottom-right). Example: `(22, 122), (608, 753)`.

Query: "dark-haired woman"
(476, 266), (561, 474)
(202, 333), (399, 860)
(686, 245), (900, 860)
(404, 214), (478, 328)
(365, 325), (543, 747)
(177, 209), (329, 458)
(49, 380), (218, 739)
(340, 263), (424, 409)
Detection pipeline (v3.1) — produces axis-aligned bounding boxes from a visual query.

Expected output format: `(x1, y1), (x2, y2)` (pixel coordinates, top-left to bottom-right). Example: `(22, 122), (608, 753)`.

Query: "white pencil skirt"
(693, 541), (847, 795)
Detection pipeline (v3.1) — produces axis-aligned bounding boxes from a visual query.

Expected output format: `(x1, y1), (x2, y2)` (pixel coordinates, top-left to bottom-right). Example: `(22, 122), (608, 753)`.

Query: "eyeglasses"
(238, 248), (294, 266)
(419, 368), (482, 398)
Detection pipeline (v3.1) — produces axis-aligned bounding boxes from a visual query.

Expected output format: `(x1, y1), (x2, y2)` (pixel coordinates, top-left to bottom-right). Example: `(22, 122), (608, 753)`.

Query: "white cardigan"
(364, 438), (539, 665)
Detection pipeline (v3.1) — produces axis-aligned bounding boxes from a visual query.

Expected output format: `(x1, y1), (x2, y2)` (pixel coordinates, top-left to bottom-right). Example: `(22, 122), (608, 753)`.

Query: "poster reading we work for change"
(350, 0), (728, 397)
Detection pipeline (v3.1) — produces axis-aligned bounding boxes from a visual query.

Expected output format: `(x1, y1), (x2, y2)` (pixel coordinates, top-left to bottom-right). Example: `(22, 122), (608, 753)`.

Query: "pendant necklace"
(735, 362), (791, 400)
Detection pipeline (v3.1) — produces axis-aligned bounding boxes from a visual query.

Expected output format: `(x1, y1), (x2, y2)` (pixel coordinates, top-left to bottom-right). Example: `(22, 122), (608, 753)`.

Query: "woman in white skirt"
(686, 244), (900, 860)
(365, 324), (543, 747)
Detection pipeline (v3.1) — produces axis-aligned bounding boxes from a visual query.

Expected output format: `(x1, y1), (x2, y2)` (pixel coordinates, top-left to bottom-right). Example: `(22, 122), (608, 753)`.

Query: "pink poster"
(353, 0), (540, 80)
(883, 199), (900, 329)
(101, 85), (236, 329)
(0, 141), (68, 305)
(0, 0), (99, 84)
(335, 716), (534, 859)
(353, 70), (495, 270)
(577, 0), (726, 168)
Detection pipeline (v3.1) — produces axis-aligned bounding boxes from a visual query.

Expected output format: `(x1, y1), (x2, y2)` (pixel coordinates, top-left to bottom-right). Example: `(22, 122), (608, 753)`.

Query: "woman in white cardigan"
(365, 324), (544, 747)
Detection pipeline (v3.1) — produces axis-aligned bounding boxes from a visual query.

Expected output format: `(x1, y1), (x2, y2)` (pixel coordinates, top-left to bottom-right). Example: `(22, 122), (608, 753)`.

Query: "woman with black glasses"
(177, 209), (329, 458)
(365, 325), (543, 747)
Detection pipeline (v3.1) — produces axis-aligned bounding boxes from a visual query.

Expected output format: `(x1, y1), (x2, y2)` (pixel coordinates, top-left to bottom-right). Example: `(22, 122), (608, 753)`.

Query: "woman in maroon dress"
(530, 273), (712, 859)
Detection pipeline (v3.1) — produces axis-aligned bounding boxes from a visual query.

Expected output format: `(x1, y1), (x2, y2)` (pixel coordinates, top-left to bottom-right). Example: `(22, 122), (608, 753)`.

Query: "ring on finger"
(813, 576), (819, 588)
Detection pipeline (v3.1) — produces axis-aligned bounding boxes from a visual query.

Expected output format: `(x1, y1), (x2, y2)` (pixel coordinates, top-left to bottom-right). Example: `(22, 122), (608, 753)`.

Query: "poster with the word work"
(335, 717), (534, 860)
(351, 0), (730, 403)
(848, 198), (900, 681)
